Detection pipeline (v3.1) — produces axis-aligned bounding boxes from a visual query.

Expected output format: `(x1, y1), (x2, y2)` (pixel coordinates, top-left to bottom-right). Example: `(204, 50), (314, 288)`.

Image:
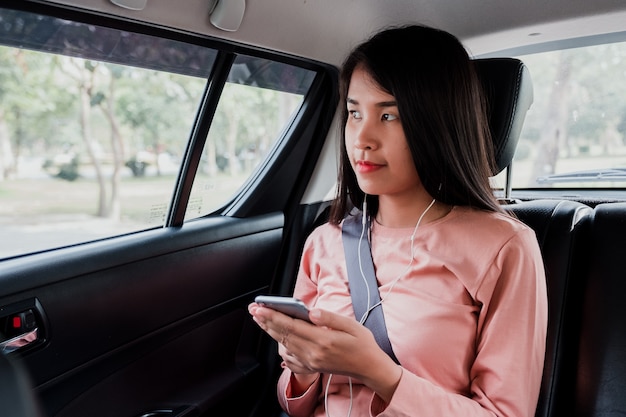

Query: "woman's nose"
(352, 119), (378, 150)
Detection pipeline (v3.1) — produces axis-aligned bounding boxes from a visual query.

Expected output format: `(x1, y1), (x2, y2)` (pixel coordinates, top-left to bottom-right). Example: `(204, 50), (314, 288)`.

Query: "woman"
(249, 25), (547, 417)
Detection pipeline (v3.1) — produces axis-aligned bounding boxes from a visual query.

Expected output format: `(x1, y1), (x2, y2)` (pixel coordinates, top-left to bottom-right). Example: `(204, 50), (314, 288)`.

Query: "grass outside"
(0, 175), (177, 222)
(0, 173), (246, 259)
(0, 173), (246, 221)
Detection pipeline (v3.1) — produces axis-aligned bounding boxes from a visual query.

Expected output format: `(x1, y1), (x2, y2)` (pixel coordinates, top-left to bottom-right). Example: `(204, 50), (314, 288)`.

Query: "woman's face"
(345, 66), (422, 201)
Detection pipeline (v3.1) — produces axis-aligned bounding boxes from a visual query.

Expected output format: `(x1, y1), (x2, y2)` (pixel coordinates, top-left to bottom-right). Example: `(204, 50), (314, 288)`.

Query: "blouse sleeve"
(277, 368), (322, 417)
(371, 229), (548, 417)
(276, 230), (325, 416)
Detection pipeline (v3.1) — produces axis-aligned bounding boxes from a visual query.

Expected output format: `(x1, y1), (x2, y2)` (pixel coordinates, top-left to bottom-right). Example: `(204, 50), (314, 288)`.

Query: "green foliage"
(55, 157), (80, 182)
(519, 41), (626, 146)
(0, 39), (304, 193)
(0, 46), (207, 167)
(0, 47), (78, 155)
(125, 158), (148, 177)
(90, 91), (106, 107)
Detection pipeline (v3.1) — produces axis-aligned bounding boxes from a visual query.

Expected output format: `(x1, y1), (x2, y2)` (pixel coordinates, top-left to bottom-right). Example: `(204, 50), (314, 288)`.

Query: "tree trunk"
(78, 64), (108, 217)
(529, 52), (573, 186)
(227, 112), (240, 177)
(101, 74), (124, 221)
(206, 134), (218, 176)
(0, 109), (15, 180)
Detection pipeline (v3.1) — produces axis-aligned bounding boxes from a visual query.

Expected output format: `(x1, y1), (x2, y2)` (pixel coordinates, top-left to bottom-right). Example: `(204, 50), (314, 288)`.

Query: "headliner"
(34, 0), (626, 66)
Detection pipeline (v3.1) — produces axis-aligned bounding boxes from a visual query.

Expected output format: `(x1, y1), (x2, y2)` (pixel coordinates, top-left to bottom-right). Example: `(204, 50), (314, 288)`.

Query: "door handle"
(0, 298), (47, 354)
(0, 328), (39, 354)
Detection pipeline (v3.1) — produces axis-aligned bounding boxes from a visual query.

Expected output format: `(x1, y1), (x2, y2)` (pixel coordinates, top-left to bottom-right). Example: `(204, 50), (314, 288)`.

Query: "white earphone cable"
(358, 197), (436, 323)
(357, 195), (372, 324)
(325, 197), (436, 417)
(325, 373), (353, 417)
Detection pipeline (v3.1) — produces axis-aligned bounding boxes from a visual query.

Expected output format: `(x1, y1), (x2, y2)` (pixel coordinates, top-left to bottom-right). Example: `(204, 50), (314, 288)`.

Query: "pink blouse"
(278, 206), (547, 417)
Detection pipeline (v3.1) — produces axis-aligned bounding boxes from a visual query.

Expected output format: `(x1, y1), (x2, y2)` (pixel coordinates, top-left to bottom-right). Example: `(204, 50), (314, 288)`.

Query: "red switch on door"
(9, 310), (36, 334)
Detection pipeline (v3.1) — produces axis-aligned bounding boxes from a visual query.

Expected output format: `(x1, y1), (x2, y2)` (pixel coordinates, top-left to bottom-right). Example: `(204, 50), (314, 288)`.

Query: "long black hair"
(329, 25), (503, 224)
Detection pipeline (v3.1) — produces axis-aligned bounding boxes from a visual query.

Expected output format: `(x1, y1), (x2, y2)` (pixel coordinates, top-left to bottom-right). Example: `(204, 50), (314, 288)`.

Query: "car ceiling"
(37, 0), (626, 66)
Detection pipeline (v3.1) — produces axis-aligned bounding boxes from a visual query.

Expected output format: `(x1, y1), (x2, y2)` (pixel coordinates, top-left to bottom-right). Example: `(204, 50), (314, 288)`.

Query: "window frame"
(481, 31), (626, 204)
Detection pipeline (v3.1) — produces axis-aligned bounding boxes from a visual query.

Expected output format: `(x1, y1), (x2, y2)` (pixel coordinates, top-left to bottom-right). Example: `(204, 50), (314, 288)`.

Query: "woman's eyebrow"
(346, 97), (397, 108)
(376, 100), (398, 108)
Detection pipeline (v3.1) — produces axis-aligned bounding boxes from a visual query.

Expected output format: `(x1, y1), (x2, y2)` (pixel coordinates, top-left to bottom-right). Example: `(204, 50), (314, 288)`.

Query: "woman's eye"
(382, 113), (398, 121)
(349, 110), (361, 119)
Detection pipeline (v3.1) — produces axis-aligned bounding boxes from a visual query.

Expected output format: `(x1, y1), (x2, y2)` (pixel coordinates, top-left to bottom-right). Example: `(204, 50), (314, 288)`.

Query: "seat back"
(504, 200), (591, 417)
(475, 58), (592, 417)
(573, 202), (626, 416)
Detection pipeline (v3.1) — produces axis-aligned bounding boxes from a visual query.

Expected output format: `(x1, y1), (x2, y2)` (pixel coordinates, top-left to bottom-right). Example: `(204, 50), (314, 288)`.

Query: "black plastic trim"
(167, 51), (236, 227)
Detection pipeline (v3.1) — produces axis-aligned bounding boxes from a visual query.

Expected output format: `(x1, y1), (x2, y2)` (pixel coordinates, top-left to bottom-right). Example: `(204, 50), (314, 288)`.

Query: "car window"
(185, 56), (315, 220)
(501, 39), (626, 189)
(0, 7), (316, 259)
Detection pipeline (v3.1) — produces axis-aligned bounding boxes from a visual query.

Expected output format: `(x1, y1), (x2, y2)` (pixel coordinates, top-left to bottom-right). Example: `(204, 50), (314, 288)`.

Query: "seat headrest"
(474, 58), (534, 175)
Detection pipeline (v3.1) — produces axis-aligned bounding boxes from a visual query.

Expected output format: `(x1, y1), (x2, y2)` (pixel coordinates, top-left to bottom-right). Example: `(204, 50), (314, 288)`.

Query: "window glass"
(509, 40), (626, 188)
(0, 8), (212, 259)
(185, 56), (315, 220)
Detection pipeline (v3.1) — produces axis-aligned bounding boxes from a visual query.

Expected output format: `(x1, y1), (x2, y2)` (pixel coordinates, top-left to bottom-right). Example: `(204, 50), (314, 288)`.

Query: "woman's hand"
(248, 302), (403, 403)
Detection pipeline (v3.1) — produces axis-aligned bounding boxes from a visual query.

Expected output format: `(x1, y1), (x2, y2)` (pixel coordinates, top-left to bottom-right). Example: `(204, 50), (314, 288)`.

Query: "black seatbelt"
(342, 212), (400, 364)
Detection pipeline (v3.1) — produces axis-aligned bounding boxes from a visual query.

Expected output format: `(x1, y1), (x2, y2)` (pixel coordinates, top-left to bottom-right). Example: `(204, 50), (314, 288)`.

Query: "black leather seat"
(573, 202), (626, 416)
(504, 199), (590, 417)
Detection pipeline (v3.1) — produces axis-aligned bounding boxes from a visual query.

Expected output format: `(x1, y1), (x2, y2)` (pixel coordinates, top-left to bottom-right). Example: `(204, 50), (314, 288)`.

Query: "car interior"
(1, 1), (626, 417)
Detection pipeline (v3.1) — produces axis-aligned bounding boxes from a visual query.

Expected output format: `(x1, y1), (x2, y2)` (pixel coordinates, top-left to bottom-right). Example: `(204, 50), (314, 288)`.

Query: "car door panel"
(0, 3), (338, 416)
(0, 212), (283, 416)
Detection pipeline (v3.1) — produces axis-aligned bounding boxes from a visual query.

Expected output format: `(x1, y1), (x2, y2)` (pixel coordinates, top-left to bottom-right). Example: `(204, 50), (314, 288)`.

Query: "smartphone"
(254, 295), (311, 322)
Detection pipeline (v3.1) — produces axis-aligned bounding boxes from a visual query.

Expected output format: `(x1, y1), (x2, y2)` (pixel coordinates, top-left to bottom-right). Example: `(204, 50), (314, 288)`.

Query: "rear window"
(501, 39), (626, 189)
